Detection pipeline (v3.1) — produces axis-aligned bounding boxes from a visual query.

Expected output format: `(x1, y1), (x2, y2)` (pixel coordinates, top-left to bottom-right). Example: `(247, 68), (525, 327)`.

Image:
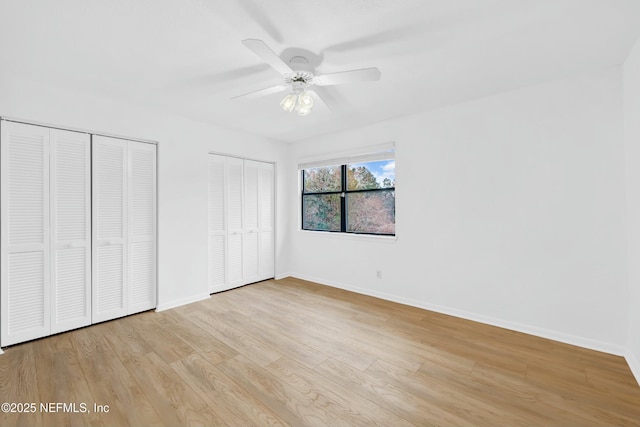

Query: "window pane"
(347, 190), (395, 234)
(303, 166), (342, 193)
(302, 194), (341, 231)
(347, 160), (395, 190)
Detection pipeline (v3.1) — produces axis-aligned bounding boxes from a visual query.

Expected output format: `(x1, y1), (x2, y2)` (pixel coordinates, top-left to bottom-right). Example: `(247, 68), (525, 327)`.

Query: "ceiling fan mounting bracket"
(289, 55), (309, 65)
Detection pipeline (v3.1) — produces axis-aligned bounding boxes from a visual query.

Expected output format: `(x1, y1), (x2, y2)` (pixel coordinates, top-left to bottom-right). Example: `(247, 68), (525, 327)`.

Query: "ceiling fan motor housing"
(285, 70), (314, 91)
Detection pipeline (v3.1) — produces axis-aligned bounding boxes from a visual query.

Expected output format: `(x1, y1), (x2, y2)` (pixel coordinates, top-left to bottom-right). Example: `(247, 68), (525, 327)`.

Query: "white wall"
(624, 37), (640, 383)
(0, 58), (633, 369)
(0, 76), (291, 311)
(289, 67), (628, 354)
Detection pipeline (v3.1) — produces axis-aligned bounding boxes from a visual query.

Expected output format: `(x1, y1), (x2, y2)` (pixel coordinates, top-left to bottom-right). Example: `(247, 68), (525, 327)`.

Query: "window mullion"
(341, 164), (347, 232)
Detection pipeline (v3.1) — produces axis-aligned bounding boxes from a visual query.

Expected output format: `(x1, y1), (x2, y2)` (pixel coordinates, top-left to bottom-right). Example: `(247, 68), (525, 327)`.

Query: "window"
(301, 151), (395, 236)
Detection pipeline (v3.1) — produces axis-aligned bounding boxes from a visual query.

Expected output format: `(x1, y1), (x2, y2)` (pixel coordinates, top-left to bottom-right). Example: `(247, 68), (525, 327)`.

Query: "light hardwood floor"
(1, 277), (639, 426)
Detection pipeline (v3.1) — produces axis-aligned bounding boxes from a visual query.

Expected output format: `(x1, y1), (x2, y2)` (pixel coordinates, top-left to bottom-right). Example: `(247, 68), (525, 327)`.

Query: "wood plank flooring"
(1, 277), (639, 426)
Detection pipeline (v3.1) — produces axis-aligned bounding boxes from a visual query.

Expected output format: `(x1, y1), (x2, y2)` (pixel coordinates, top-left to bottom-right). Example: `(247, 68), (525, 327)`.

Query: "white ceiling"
(2, 0), (640, 143)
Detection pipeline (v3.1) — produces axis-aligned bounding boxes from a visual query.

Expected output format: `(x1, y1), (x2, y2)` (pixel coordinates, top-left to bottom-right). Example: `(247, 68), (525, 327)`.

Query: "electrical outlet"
(376, 270), (382, 279)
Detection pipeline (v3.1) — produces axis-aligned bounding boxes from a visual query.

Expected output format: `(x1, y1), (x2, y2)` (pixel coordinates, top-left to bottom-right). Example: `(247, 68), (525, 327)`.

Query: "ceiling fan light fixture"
(297, 91), (314, 108)
(280, 93), (297, 112)
(295, 91), (314, 115)
(237, 39), (382, 116)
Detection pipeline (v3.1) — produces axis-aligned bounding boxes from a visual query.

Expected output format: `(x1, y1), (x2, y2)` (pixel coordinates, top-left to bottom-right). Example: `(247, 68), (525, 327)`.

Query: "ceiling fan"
(234, 39), (381, 115)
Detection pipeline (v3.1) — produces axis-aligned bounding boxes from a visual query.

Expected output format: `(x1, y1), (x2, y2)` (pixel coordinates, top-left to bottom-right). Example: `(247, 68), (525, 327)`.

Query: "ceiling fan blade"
(232, 84), (289, 100)
(237, 0), (283, 43)
(313, 67), (381, 86)
(307, 89), (332, 113)
(180, 64), (271, 88)
(241, 39), (292, 75)
(323, 23), (426, 55)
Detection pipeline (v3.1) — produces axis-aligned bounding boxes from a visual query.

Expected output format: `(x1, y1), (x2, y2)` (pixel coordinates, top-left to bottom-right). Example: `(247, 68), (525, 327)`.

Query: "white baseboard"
(627, 352), (640, 387)
(288, 273), (627, 357)
(275, 272), (292, 280)
(156, 292), (210, 312)
(208, 285), (225, 294)
(0, 347), (4, 355)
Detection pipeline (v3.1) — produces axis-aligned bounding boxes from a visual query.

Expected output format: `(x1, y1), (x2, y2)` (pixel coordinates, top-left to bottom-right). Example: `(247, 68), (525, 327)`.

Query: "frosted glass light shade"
(296, 91), (314, 115)
(297, 91), (314, 108)
(280, 94), (297, 112)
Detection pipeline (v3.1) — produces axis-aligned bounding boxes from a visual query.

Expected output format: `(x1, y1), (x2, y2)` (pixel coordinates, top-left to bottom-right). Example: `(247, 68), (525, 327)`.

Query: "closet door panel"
(244, 161), (259, 230)
(1, 122), (50, 346)
(227, 157), (244, 287)
(243, 232), (258, 280)
(243, 160), (259, 282)
(209, 235), (225, 288)
(227, 158), (243, 231)
(258, 162), (275, 278)
(129, 241), (154, 313)
(128, 142), (156, 314)
(53, 247), (88, 328)
(259, 231), (274, 278)
(5, 252), (47, 345)
(92, 136), (127, 323)
(228, 234), (243, 285)
(50, 129), (91, 333)
(95, 244), (124, 315)
(208, 155), (226, 291)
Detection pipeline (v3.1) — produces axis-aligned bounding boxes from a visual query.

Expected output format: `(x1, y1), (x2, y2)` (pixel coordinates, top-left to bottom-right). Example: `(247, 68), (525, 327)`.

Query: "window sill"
(298, 229), (397, 243)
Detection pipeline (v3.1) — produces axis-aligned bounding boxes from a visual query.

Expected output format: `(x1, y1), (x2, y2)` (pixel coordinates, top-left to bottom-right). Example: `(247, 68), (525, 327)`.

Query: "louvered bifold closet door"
(258, 162), (275, 279)
(243, 160), (260, 283)
(227, 157), (244, 288)
(127, 141), (156, 315)
(92, 136), (128, 323)
(1, 122), (51, 346)
(50, 129), (91, 334)
(208, 155), (226, 293)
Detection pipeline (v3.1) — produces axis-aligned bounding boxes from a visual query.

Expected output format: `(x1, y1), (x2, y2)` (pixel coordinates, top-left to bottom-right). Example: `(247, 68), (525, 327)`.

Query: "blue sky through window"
(349, 160), (395, 186)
